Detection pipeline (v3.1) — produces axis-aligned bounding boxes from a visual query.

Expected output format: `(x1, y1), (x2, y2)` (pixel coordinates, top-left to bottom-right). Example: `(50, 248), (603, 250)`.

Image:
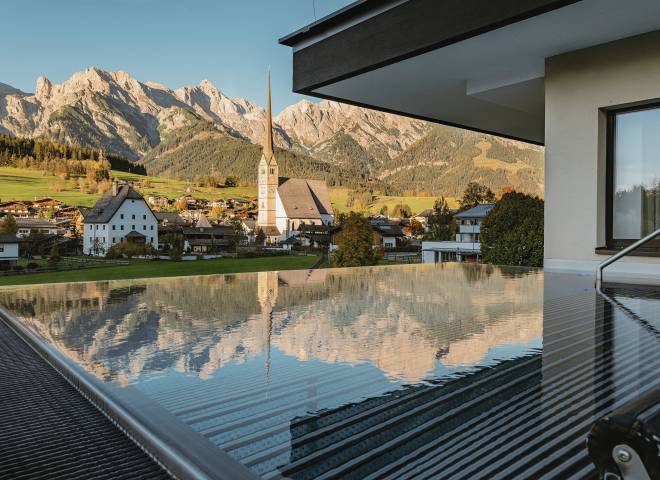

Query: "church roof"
(277, 177), (333, 219)
(262, 73), (275, 163)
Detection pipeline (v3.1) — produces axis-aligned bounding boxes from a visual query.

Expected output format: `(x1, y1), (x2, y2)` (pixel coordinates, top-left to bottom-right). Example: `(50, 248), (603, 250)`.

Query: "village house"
(15, 218), (67, 238)
(182, 214), (237, 254)
(256, 76), (334, 243)
(147, 195), (170, 209)
(82, 182), (158, 256)
(0, 234), (19, 270)
(0, 201), (30, 217)
(422, 203), (494, 264)
(372, 223), (405, 248)
(31, 198), (64, 213)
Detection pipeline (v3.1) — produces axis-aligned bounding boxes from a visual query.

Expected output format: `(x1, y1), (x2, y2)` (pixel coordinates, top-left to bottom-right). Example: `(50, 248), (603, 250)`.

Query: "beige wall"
(544, 30), (660, 283)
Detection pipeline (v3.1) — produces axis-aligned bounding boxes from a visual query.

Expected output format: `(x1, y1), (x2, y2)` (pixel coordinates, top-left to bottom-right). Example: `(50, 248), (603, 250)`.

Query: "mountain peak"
(35, 76), (52, 99)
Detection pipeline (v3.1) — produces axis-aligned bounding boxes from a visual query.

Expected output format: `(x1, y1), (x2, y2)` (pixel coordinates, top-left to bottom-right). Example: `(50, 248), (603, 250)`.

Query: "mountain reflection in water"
(0, 264), (542, 386)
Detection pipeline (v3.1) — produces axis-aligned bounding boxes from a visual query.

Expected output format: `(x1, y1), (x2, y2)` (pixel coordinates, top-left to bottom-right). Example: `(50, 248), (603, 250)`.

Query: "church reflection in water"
(0, 263), (657, 480)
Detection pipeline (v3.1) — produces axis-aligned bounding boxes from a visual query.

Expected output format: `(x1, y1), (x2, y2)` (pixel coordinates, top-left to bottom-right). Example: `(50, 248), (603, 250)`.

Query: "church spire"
(263, 72), (274, 161)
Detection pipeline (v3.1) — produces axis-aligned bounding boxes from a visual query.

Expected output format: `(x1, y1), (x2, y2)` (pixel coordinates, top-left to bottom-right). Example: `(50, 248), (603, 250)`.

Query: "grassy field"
(0, 255), (319, 287)
(0, 167), (256, 207)
(0, 167), (454, 216)
(329, 187), (459, 215)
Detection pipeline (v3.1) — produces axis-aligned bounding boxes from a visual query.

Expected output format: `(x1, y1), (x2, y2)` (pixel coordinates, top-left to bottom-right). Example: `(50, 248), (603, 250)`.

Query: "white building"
(422, 203), (494, 264)
(82, 183), (158, 256)
(0, 234), (19, 270)
(257, 76), (334, 242)
(15, 218), (66, 239)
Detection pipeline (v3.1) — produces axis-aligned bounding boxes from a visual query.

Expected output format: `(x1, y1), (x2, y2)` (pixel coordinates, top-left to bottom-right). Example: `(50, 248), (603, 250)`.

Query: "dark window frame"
(605, 101), (660, 253)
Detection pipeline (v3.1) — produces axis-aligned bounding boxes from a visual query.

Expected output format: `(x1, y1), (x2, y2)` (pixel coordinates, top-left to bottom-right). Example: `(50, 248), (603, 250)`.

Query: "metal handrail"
(596, 227), (660, 289)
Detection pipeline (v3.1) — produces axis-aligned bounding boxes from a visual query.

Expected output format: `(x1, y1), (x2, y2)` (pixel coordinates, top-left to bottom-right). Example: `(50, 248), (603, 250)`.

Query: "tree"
(173, 198), (188, 211)
(480, 191), (544, 267)
(23, 232), (45, 259)
(459, 182), (495, 210)
(391, 203), (412, 218)
(48, 243), (61, 267)
(255, 227), (266, 246)
(224, 175), (240, 187)
(228, 217), (246, 251)
(45, 206), (56, 220)
(425, 196), (456, 241)
(404, 219), (425, 238)
(332, 212), (378, 267)
(209, 205), (226, 220)
(0, 214), (18, 235)
(379, 205), (389, 217)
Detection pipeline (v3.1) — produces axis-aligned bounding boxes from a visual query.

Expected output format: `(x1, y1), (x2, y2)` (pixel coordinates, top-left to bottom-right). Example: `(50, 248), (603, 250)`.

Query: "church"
(257, 77), (334, 242)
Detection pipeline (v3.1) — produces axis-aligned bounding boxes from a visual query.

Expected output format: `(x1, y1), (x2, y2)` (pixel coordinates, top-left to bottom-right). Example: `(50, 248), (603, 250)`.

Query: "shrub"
(106, 242), (154, 259)
(26, 262), (39, 270)
(480, 191), (544, 267)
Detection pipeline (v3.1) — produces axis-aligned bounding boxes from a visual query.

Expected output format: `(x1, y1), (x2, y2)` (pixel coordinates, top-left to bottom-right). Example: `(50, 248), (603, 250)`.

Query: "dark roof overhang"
(280, 0), (660, 144)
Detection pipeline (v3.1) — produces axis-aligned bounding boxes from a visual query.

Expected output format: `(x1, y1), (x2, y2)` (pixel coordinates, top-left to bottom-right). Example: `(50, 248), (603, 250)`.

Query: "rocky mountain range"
(0, 68), (544, 196)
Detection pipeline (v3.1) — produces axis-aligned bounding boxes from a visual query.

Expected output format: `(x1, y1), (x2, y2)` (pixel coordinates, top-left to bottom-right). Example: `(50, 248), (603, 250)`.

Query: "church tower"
(257, 74), (278, 227)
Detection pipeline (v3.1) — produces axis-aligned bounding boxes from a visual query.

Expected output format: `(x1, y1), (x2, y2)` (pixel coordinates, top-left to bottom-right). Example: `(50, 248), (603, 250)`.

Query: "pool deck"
(0, 315), (171, 480)
(0, 269), (658, 479)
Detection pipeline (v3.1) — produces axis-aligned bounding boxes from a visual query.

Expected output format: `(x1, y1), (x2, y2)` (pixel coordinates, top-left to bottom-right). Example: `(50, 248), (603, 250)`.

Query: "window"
(112, 225), (116, 230)
(143, 214), (146, 220)
(143, 225), (146, 231)
(120, 214), (124, 219)
(150, 225), (154, 230)
(270, 168), (275, 174)
(132, 214), (135, 220)
(0, 247), (4, 253)
(132, 225), (136, 231)
(121, 225), (124, 231)
(112, 237), (116, 243)
(102, 225), (106, 230)
(607, 104), (660, 250)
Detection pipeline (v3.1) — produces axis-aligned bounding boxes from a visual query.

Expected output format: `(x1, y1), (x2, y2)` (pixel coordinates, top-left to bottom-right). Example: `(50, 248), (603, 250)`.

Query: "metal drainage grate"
(0, 317), (171, 480)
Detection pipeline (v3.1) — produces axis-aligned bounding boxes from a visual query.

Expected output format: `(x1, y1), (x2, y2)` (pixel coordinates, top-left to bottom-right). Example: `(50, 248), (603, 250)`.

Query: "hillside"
(139, 117), (390, 191)
(382, 125), (544, 196)
(0, 67), (544, 197)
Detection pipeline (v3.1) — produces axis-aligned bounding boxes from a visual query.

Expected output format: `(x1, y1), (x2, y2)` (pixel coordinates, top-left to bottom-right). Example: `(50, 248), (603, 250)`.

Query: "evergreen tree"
(425, 197), (455, 241)
(255, 228), (266, 246)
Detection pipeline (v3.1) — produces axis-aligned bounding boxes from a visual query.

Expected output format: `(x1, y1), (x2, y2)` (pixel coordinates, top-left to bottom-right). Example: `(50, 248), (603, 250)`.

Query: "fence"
(0, 256), (129, 277)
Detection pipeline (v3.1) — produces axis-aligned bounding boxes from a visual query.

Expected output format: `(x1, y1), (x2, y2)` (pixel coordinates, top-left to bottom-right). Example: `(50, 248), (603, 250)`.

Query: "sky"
(0, 0), (355, 114)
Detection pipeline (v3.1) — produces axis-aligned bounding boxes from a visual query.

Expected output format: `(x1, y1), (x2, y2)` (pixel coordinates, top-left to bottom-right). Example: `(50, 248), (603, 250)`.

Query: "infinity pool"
(1, 263), (658, 479)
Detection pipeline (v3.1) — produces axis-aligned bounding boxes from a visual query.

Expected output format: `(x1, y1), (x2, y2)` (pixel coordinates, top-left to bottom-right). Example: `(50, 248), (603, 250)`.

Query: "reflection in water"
(0, 264), (576, 479)
(0, 264), (543, 386)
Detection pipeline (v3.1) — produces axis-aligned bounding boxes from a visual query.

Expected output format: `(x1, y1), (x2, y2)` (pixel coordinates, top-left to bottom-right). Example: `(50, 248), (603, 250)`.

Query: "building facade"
(83, 183), (158, 256)
(422, 203), (494, 263)
(0, 234), (19, 270)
